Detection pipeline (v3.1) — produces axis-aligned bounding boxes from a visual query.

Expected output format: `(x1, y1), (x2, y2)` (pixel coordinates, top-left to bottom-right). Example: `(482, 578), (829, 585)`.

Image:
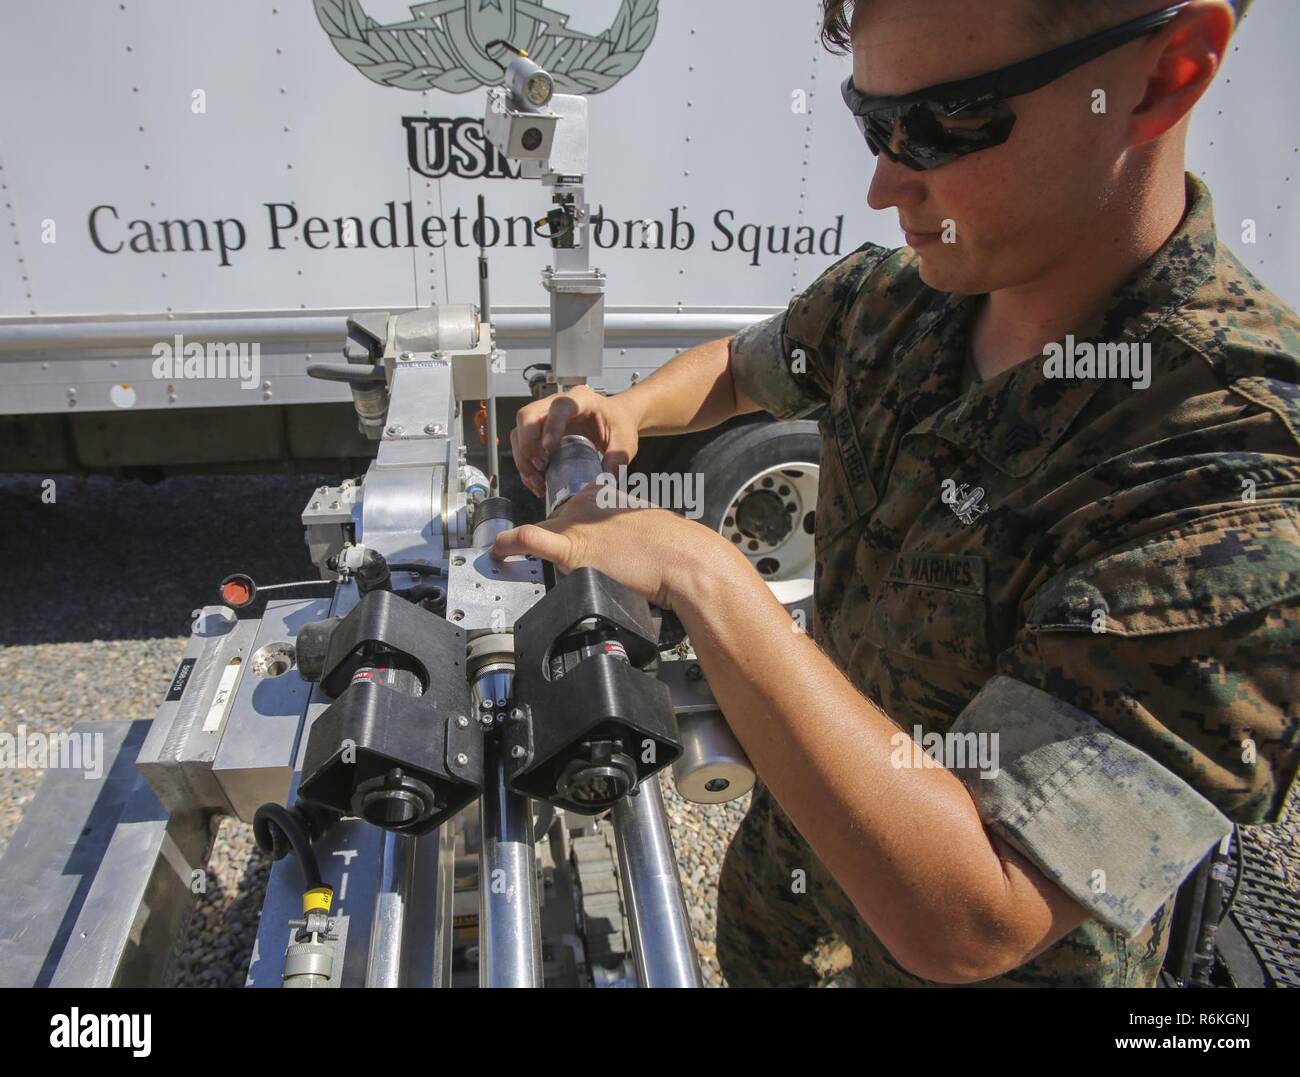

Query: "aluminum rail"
(612, 776), (702, 987)
(0, 309), (780, 416)
(0, 309), (777, 350)
(364, 831), (418, 988)
(477, 194), (501, 489)
(543, 435), (701, 988)
(476, 667), (543, 987)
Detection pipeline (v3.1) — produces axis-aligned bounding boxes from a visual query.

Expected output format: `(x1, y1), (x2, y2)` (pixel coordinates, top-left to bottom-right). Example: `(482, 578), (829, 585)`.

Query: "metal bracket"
(445, 548), (545, 632)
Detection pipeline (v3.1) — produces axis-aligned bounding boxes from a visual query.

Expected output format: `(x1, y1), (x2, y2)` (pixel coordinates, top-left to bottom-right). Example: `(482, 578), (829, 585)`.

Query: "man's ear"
(1128, 1), (1235, 146)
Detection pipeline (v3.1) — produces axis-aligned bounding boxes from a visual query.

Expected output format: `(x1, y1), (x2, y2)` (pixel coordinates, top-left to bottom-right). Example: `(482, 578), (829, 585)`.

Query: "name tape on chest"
(832, 404), (870, 487)
(884, 552), (987, 596)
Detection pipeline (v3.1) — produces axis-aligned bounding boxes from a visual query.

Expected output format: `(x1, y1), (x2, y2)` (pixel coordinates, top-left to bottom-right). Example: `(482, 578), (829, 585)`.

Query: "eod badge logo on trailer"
(315, 0), (660, 179)
(316, 0), (658, 94)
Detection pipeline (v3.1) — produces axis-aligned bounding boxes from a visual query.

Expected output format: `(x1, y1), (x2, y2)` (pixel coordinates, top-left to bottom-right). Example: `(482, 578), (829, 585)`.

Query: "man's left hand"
(488, 482), (737, 611)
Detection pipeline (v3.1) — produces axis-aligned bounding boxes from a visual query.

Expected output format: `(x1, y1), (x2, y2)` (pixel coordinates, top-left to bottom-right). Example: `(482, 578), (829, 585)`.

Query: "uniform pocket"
(863, 553), (994, 672)
(1024, 503), (1300, 636)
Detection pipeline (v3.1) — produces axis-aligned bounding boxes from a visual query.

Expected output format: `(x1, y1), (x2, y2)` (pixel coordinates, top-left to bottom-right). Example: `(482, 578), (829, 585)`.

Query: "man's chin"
(913, 253), (968, 294)
(915, 245), (982, 292)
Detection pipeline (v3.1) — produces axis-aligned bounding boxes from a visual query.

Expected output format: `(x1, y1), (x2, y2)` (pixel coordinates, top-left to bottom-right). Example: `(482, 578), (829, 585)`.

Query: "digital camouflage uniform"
(718, 172), (1300, 987)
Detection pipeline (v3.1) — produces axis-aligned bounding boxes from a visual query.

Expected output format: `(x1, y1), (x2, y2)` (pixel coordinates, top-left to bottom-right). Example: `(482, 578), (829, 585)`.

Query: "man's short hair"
(818, 0), (1248, 54)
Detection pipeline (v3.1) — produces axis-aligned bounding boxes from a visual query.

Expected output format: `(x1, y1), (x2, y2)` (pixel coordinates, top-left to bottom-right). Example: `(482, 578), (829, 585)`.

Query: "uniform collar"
(894, 172), (1220, 478)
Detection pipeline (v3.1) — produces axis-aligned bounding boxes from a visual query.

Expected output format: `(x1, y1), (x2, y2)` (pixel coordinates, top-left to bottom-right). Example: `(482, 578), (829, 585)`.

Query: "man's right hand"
(509, 384), (640, 498)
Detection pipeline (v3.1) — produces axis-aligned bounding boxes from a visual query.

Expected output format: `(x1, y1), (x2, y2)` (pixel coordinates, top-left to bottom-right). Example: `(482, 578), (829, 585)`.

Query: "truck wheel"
(684, 421), (820, 613)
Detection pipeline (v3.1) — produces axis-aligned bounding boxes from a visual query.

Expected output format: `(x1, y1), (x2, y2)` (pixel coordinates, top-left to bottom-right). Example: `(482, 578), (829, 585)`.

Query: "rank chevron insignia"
(315, 0), (659, 94)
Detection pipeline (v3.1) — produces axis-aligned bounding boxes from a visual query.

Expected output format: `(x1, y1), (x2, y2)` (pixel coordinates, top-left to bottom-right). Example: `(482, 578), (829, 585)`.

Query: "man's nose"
(866, 152), (925, 212)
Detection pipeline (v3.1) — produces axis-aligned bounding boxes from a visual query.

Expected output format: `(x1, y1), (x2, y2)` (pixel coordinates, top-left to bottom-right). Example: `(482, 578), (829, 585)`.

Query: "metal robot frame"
(0, 48), (756, 989)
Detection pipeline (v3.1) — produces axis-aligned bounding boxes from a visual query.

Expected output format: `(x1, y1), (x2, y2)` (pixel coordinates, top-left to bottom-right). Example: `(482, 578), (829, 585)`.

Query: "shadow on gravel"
(0, 474), (331, 645)
(168, 819), (273, 988)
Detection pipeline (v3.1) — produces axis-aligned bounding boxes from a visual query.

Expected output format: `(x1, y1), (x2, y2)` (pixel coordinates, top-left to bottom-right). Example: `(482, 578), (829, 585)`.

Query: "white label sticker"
(203, 658), (243, 733)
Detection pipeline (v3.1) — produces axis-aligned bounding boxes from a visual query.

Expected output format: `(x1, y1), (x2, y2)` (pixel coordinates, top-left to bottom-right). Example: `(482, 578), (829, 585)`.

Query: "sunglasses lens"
(858, 99), (1016, 171)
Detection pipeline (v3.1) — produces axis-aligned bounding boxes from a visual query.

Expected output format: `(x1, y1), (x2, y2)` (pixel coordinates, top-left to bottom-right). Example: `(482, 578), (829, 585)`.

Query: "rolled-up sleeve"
(947, 675), (1233, 937)
(730, 310), (821, 421)
(947, 504), (1300, 937)
(730, 241), (892, 420)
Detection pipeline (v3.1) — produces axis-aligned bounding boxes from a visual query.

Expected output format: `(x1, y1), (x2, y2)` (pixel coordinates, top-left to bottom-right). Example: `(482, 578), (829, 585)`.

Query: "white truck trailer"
(1, 0), (1295, 599)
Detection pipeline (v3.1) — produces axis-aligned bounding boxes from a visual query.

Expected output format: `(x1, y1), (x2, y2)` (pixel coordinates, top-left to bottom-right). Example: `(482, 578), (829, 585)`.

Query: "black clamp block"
(508, 568), (681, 814)
(314, 589), (461, 698)
(297, 590), (480, 835)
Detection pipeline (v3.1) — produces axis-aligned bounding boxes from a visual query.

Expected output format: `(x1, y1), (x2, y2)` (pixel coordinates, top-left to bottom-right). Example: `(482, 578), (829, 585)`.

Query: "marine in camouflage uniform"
(716, 171), (1300, 987)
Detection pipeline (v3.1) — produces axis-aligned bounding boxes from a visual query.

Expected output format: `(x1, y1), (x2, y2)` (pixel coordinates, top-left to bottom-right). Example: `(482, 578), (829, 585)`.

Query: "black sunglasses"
(841, 1), (1191, 171)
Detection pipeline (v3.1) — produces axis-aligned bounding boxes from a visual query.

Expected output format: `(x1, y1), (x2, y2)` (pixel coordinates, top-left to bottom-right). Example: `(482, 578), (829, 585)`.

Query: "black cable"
(534, 215), (575, 242)
(405, 582), (446, 606)
(257, 579), (328, 593)
(484, 38), (523, 68)
(387, 561), (447, 578)
(533, 802), (556, 843)
(253, 802), (326, 892)
(1218, 826), (1244, 925)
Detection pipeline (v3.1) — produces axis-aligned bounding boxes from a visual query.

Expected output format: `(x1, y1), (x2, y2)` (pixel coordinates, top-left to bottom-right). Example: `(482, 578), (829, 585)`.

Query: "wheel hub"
(734, 488), (792, 546)
(719, 463), (818, 604)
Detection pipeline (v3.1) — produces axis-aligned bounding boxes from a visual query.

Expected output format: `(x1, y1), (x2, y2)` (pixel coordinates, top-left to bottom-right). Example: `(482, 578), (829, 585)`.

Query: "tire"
(1162, 822), (1300, 989)
(1216, 826), (1300, 988)
(683, 420), (820, 616)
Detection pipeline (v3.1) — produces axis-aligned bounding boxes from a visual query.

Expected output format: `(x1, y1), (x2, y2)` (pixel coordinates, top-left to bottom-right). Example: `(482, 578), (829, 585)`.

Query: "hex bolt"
(456, 715), (469, 728)
(455, 753), (469, 767)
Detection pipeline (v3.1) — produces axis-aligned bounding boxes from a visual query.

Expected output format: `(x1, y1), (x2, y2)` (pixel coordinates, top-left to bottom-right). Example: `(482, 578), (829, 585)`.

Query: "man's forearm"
(669, 536), (1086, 982)
(619, 336), (761, 436)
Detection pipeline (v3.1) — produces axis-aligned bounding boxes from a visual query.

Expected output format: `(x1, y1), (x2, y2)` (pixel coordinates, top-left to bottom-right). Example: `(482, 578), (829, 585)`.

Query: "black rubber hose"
(403, 582), (445, 605)
(1218, 827), (1243, 925)
(387, 562), (447, 578)
(253, 802), (326, 892)
(484, 38), (522, 59)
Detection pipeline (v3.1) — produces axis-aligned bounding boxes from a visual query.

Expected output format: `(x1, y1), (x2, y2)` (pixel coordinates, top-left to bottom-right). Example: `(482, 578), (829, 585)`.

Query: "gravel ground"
(0, 472), (1295, 989)
(0, 473), (327, 988)
(656, 766), (749, 986)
